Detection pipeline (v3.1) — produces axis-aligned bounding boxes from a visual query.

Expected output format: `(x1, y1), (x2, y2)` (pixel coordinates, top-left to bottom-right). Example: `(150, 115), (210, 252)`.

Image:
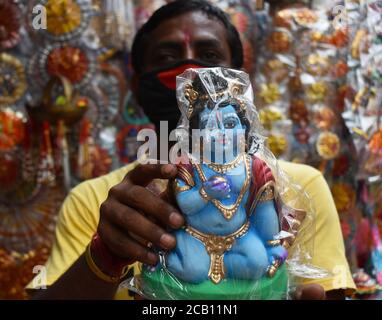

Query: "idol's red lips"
(214, 136), (226, 144)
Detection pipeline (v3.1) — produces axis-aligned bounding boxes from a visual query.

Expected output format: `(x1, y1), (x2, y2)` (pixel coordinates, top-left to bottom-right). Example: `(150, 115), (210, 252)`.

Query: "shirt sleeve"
(300, 173), (356, 294)
(25, 164), (138, 298)
(26, 189), (97, 289)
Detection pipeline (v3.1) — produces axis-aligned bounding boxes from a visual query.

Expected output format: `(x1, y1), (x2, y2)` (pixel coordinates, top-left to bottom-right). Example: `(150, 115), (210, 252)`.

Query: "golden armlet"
(173, 180), (191, 196)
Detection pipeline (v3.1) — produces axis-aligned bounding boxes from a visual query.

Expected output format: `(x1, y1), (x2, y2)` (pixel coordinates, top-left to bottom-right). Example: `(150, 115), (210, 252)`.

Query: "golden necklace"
(205, 153), (244, 174)
(191, 153), (251, 220)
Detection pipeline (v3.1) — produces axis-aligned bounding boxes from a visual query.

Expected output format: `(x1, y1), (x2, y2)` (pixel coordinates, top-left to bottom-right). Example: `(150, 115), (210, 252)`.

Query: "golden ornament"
(307, 82), (327, 102)
(293, 8), (318, 26)
(306, 54), (330, 76)
(0, 53), (27, 106)
(267, 135), (288, 158)
(263, 59), (289, 82)
(259, 108), (283, 130)
(46, 0), (82, 36)
(331, 183), (356, 213)
(316, 132), (340, 160)
(313, 106), (336, 130)
(259, 83), (281, 105)
(266, 31), (291, 53)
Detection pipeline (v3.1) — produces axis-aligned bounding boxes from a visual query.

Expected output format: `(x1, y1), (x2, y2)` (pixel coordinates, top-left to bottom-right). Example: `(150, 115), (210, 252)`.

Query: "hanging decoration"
(0, 0), (22, 50)
(27, 0), (92, 42)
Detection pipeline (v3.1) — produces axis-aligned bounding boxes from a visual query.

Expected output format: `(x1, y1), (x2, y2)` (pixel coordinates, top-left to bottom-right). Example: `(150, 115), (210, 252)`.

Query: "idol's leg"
(224, 226), (269, 280)
(166, 229), (210, 284)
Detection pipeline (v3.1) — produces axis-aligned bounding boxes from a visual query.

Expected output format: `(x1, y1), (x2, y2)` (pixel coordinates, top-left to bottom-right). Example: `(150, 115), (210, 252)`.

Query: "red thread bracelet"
(90, 233), (133, 277)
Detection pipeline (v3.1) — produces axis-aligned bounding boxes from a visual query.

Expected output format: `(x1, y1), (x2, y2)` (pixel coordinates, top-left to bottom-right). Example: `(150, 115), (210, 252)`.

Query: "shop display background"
(0, 0), (381, 299)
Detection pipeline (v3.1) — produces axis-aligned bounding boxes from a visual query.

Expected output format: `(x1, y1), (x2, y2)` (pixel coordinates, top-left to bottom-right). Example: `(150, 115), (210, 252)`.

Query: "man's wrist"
(89, 233), (132, 279)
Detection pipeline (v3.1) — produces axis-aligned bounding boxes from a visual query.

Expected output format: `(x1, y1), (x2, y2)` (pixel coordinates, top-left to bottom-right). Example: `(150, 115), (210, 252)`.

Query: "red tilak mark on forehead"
(182, 30), (192, 46)
(216, 110), (223, 124)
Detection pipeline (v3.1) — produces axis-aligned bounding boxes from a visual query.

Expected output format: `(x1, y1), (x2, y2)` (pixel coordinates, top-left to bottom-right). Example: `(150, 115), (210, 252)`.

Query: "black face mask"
(137, 59), (216, 132)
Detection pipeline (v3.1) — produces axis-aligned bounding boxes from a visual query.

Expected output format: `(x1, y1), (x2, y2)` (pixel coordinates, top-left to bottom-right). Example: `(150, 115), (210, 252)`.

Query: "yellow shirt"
(27, 161), (355, 298)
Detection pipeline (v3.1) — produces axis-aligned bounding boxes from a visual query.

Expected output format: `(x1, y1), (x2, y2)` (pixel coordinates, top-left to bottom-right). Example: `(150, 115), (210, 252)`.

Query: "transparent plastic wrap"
(123, 67), (329, 300)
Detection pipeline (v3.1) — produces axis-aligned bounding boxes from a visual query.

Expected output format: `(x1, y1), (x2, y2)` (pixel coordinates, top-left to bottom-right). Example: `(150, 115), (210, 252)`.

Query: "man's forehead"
(150, 31), (224, 48)
(148, 11), (228, 45)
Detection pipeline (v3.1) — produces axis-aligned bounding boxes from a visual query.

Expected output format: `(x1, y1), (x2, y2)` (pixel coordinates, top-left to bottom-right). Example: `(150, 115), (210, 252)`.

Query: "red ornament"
(368, 127), (382, 156)
(340, 220), (351, 240)
(47, 46), (89, 84)
(330, 28), (349, 47)
(231, 11), (249, 33)
(331, 60), (349, 78)
(0, 0), (21, 50)
(289, 99), (309, 124)
(0, 109), (25, 151)
(0, 152), (18, 188)
(333, 154), (350, 177)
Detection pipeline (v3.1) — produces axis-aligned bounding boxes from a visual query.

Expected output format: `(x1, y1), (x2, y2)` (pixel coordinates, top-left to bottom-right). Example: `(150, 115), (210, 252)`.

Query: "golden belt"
(185, 221), (250, 284)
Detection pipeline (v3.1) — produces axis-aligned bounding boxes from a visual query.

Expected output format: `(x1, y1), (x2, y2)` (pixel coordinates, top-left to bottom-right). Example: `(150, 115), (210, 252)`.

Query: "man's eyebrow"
(152, 38), (225, 51)
(194, 39), (225, 49)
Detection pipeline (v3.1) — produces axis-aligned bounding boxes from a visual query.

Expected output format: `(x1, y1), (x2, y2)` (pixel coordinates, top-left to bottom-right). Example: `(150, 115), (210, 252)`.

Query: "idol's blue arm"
(175, 178), (207, 216)
(251, 200), (288, 263)
(250, 200), (280, 240)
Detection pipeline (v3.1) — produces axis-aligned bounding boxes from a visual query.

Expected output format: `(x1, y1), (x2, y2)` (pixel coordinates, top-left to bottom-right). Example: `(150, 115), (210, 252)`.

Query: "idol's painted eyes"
(224, 117), (239, 129)
(200, 117), (239, 130)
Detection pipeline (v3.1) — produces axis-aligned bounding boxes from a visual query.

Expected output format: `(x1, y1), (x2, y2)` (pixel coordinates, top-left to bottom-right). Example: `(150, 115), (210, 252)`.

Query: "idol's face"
(198, 104), (246, 162)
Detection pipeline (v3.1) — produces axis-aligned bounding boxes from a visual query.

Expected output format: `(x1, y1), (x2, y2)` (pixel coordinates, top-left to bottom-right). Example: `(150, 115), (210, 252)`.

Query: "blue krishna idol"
(139, 68), (307, 300)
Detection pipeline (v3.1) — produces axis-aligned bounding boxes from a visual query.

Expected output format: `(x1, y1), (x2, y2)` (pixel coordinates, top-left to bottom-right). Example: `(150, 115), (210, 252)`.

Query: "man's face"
(141, 11), (233, 73)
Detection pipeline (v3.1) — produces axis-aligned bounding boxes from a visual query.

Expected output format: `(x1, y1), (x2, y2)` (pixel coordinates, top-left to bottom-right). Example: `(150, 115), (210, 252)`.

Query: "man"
(29, 0), (355, 299)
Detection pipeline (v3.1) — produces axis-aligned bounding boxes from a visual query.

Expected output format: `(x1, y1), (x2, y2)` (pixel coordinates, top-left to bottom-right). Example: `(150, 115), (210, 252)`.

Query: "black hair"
(188, 71), (250, 143)
(131, 0), (244, 74)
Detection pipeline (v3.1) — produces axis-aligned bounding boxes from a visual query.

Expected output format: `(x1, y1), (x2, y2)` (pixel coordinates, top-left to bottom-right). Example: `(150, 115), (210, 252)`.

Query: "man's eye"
(155, 53), (177, 64)
(201, 51), (221, 62)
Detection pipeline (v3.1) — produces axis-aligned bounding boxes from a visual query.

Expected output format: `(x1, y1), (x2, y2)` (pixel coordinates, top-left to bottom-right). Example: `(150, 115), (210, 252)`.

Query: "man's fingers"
(98, 220), (159, 265)
(294, 284), (326, 300)
(160, 181), (178, 207)
(104, 200), (177, 251)
(127, 164), (177, 186)
(110, 185), (184, 229)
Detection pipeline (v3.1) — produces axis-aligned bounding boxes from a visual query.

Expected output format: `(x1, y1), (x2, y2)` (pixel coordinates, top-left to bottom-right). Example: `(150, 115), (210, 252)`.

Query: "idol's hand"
(203, 176), (231, 200)
(96, 164), (185, 271)
(267, 245), (288, 264)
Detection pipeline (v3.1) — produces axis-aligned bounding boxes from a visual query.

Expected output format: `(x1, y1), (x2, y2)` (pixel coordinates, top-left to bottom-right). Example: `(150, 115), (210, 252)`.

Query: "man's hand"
(293, 284), (346, 300)
(97, 164), (184, 268)
(293, 284), (326, 300)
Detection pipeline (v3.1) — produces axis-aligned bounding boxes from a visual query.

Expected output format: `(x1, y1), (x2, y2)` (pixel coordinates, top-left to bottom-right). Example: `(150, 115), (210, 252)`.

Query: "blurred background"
(0, 0), (381, 299)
